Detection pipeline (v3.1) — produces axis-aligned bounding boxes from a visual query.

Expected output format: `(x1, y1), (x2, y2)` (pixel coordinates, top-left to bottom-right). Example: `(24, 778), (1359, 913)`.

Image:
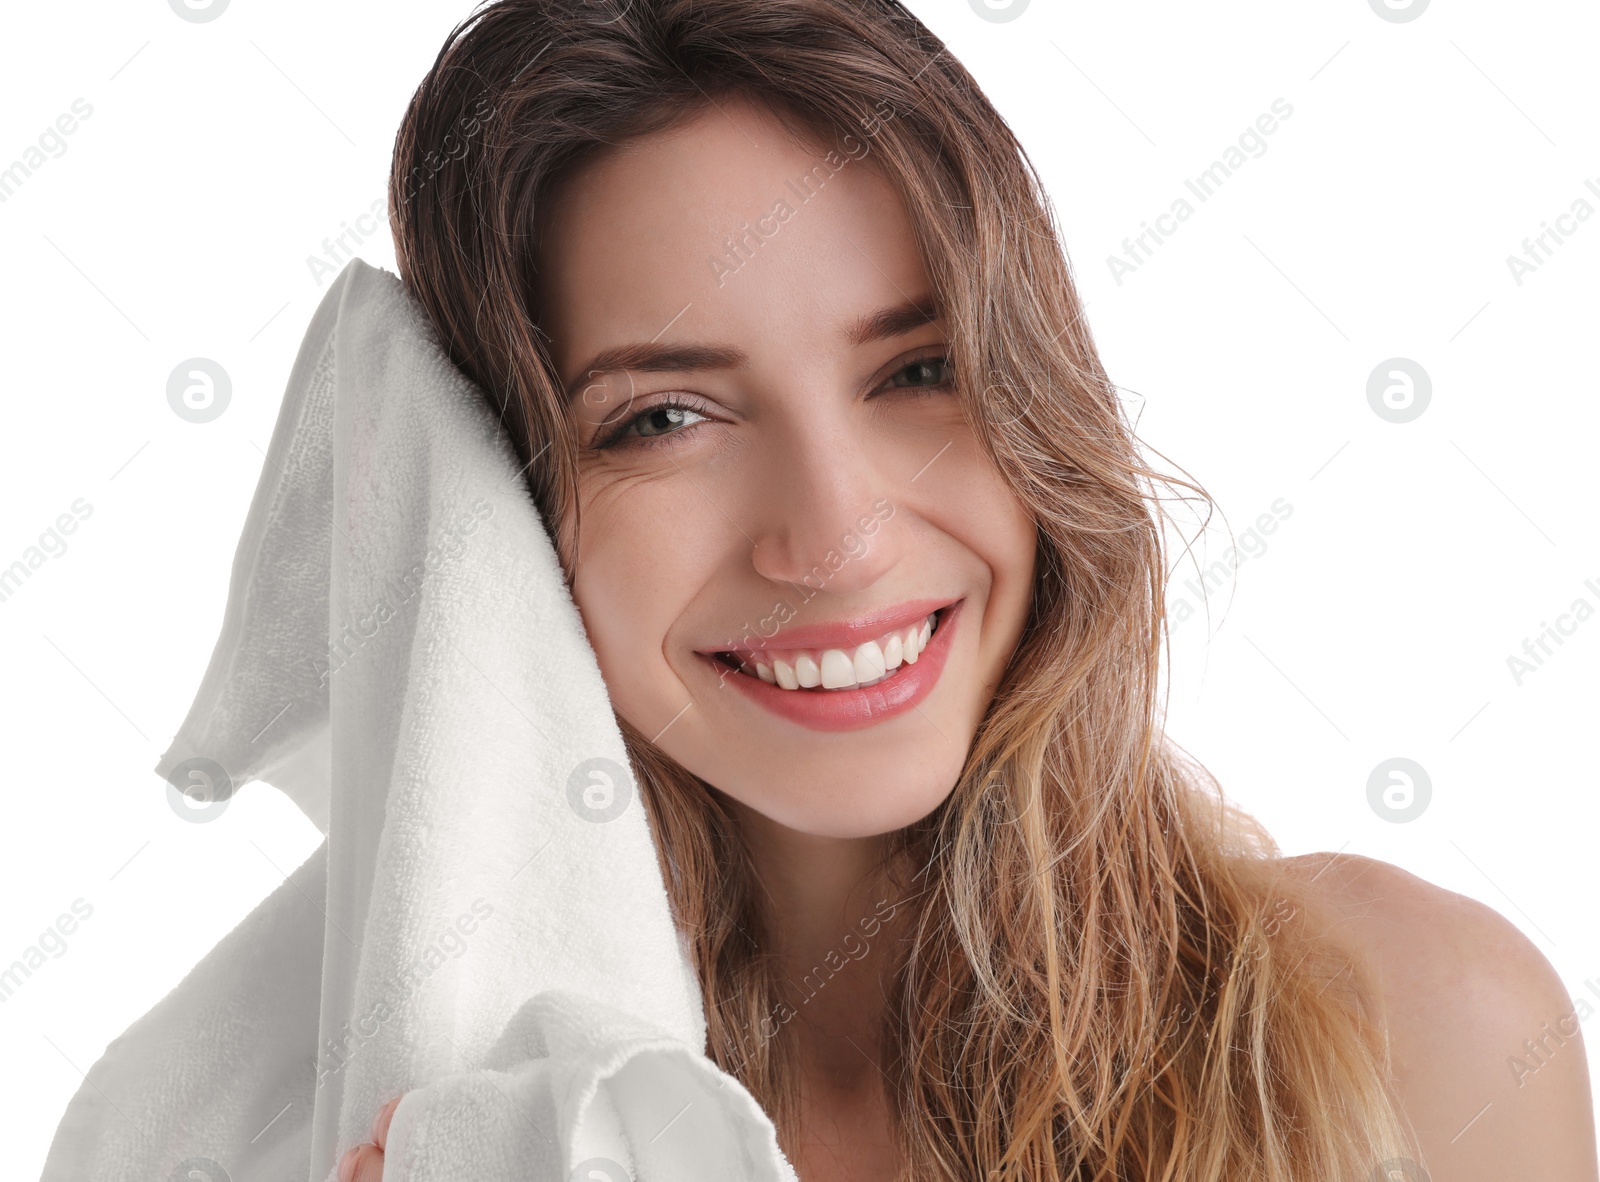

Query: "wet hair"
(388, 1), (1416, 1176)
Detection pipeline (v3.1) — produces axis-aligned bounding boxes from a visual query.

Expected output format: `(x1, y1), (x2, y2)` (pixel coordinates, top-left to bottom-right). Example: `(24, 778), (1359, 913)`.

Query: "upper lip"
(701, 597), (959, 656)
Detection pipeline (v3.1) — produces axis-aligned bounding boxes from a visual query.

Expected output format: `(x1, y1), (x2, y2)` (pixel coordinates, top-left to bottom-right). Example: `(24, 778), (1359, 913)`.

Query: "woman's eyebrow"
(844, 294), (941, 348)
(564, 342), (743, 403)
(562, 294), (942, 403)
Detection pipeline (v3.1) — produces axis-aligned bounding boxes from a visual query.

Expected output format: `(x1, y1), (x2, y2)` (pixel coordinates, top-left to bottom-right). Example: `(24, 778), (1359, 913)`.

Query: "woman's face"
(538, 95), (1036, 839)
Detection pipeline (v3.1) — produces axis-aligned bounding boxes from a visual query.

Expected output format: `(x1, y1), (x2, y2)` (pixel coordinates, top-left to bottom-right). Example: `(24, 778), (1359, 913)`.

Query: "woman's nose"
(744, 426), (904, 596)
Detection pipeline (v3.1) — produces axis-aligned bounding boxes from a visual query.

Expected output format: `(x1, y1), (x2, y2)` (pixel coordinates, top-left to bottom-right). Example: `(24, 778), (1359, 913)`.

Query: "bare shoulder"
(1275, 851), (1598, 1181)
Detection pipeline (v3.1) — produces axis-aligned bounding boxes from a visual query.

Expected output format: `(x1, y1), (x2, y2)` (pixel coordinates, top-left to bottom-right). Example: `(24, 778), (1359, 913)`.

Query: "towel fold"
(40, 258), (797, 1182)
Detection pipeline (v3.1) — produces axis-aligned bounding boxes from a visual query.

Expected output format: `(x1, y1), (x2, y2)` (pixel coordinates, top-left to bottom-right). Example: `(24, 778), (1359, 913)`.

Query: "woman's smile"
(698, 599), (962, 732)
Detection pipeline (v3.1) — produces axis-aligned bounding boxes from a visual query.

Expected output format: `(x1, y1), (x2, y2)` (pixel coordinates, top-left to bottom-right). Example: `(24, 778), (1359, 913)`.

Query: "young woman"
(341, 1), (1597, 1178)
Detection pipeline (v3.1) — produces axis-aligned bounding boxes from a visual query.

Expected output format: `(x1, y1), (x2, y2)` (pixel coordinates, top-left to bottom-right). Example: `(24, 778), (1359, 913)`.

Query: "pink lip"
(699, 599), (963, 733)
(700, 596), (957, 662)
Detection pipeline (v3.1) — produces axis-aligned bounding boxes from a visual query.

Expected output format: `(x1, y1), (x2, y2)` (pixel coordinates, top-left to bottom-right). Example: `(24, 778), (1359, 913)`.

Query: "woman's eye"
(883, 355), (954, 392)
(634, 404), (705, 437)
(594, 358), (951, 450)
(603, 401), (707, 447)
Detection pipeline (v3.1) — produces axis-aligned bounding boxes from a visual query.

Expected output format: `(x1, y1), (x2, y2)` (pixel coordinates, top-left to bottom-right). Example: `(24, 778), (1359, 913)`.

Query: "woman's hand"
(337, 1095), (403, 1182)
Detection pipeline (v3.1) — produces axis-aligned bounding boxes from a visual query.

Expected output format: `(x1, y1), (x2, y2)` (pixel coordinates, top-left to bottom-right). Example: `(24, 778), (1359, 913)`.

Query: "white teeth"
(820, 649), (855, 689)
(729, 612), (941, 692)
(901, 623), (921, 665)
(853, 640), (887, 684)
(773, 658), (799, 690)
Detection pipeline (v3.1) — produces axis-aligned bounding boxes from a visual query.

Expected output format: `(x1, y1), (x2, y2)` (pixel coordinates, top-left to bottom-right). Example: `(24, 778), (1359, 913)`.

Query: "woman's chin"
(717, 775), (960, 840)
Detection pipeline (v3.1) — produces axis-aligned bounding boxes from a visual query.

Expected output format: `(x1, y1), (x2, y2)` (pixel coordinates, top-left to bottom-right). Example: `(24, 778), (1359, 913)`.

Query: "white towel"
(40, 258), (798, 1182)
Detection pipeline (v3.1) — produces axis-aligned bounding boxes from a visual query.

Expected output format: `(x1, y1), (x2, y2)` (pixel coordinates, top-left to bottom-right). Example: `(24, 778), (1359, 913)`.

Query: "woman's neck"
(730, 802), (907, 1089)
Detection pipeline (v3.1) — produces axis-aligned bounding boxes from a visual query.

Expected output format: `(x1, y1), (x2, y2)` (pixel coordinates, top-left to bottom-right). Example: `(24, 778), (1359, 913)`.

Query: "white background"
(1, 0), (1594, 1172)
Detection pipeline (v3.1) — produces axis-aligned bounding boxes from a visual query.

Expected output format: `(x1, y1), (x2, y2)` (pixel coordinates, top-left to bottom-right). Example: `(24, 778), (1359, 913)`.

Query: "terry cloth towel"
(39, 258), (799, 1182)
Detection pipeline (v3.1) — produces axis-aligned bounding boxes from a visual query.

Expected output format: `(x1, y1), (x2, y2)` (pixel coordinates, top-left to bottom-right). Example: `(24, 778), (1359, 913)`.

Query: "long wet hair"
(386, 1), (1417, 1176)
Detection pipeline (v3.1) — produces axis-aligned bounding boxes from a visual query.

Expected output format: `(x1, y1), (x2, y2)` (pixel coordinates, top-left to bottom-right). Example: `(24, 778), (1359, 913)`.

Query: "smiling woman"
(355, 1), (1597, 1180)
(528, 91), (1037, 831)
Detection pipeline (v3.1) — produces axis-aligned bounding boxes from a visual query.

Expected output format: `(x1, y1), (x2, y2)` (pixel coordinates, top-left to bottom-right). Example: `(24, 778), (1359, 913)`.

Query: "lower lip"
(700, 600), (963, 733)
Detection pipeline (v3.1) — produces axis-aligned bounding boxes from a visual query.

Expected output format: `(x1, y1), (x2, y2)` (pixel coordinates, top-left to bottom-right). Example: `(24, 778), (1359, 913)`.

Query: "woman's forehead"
(537, 99), (929, 386)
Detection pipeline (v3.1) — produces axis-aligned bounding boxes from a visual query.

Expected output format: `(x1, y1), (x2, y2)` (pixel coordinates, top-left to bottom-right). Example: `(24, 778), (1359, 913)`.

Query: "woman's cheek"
(569, 470), (712, 719)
